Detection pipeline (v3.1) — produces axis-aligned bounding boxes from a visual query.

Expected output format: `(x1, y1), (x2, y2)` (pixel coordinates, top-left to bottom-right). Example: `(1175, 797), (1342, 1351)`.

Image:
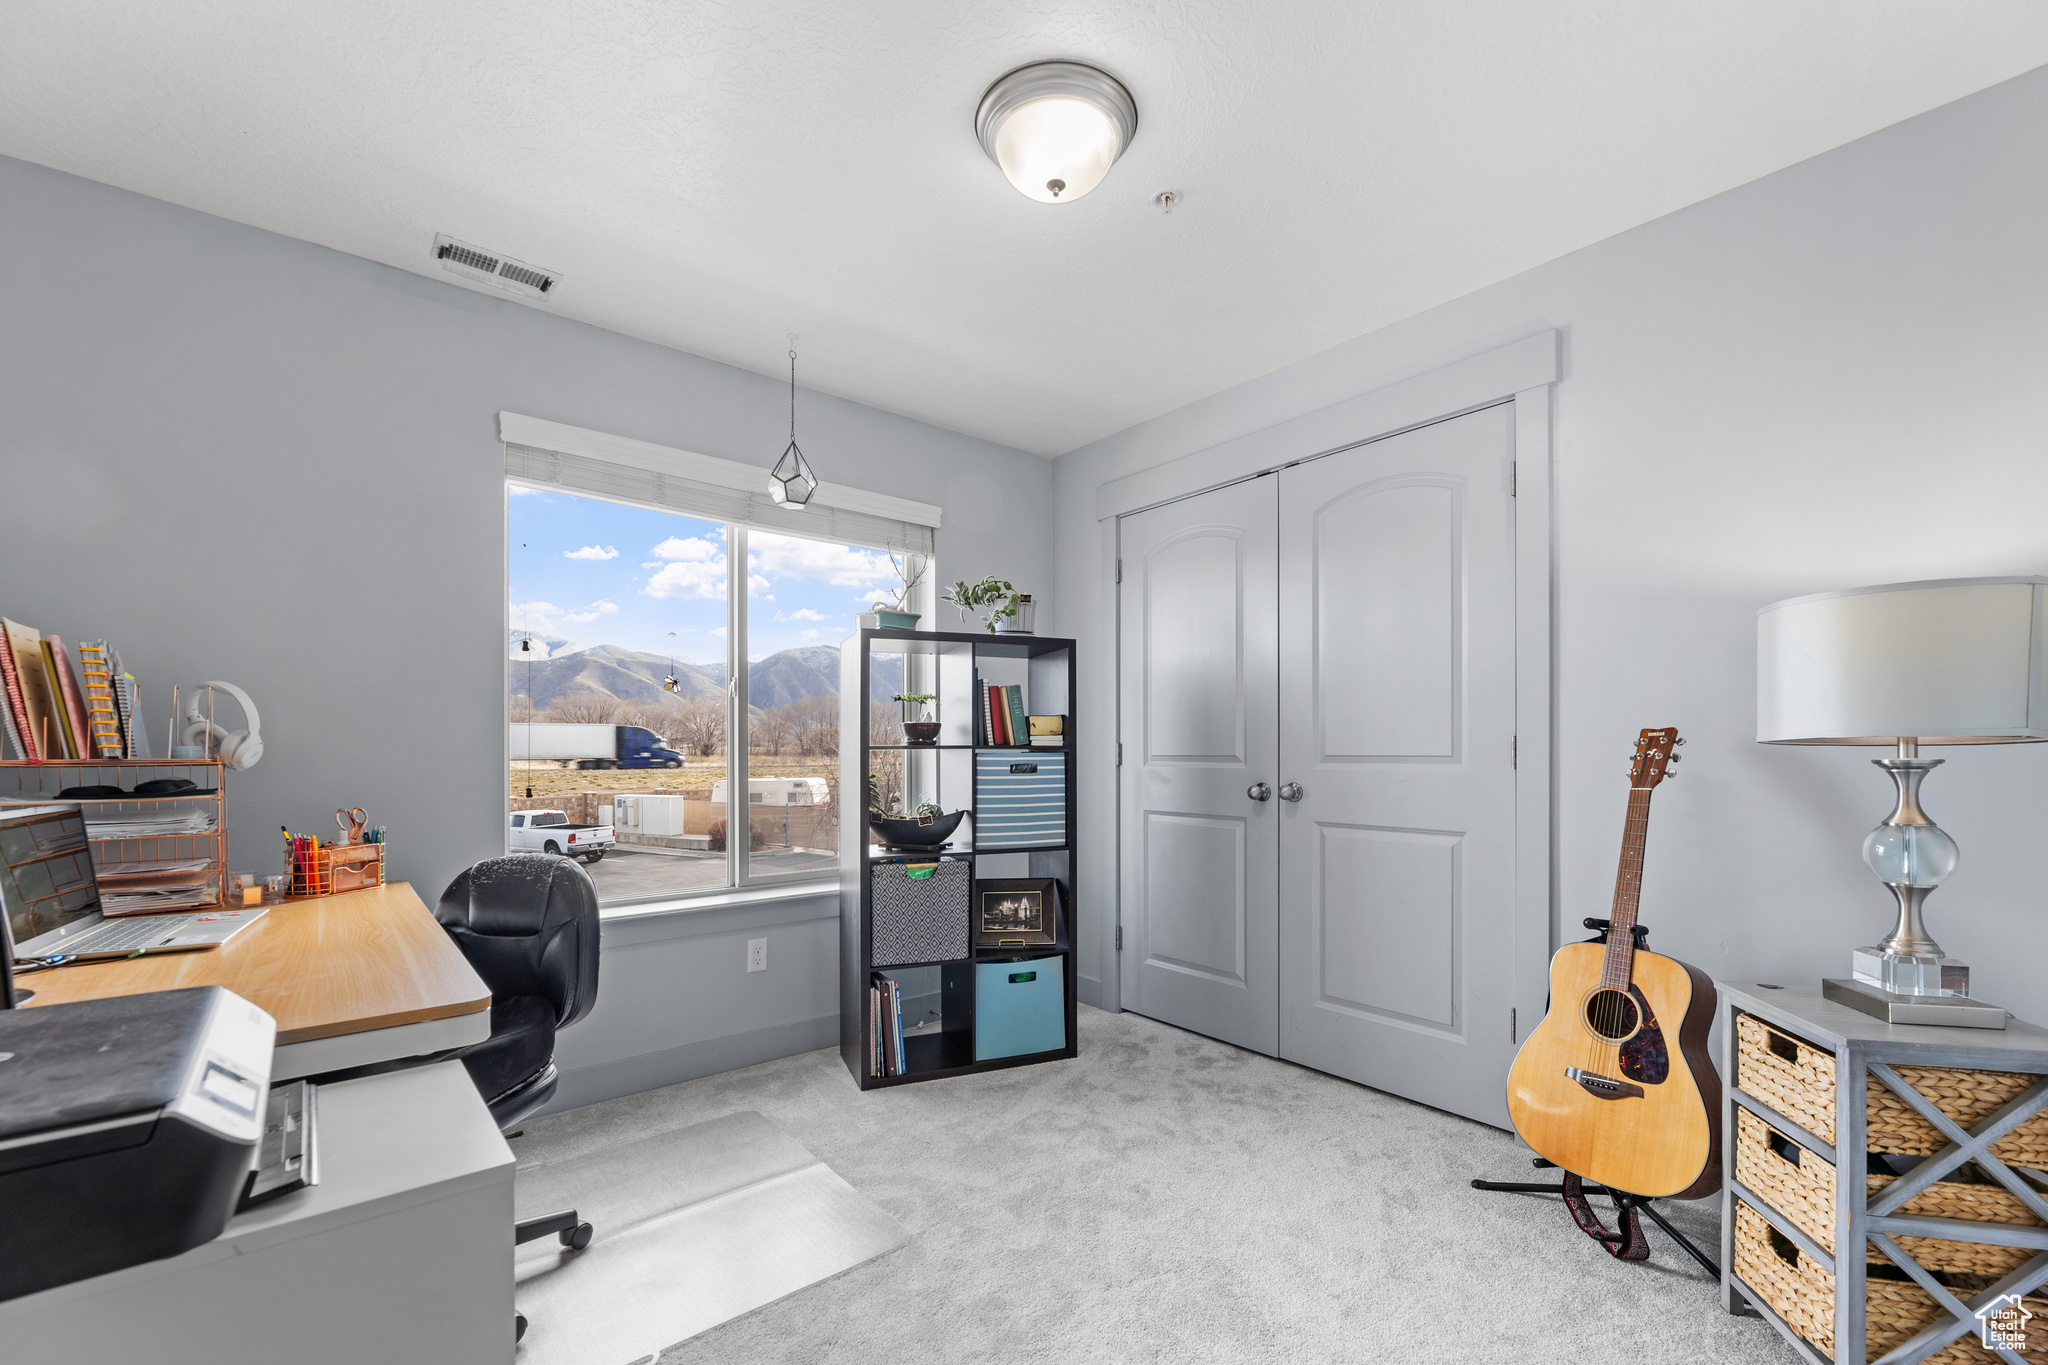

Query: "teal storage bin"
(974, 955), (1067, 1061)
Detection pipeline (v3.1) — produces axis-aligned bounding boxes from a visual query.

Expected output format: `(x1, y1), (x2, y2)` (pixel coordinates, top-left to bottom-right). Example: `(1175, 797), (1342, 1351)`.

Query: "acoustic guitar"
(1505, 727), (1721, 1200)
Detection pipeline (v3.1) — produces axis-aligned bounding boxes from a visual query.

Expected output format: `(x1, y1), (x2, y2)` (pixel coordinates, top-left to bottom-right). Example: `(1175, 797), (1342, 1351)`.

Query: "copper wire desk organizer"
(287, 841), (385, 898)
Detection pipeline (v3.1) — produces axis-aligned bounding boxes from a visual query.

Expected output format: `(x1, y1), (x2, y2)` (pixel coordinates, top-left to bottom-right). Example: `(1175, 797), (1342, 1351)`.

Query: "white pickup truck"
(509, 810), (614, 863)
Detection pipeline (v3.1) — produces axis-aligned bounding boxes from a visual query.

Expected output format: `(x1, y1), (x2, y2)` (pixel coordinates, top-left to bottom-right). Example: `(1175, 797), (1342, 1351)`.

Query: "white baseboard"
(542, 1014), (838, 1114)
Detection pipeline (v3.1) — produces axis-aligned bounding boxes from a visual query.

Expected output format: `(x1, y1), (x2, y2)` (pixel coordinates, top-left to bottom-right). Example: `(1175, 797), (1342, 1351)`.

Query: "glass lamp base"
(1851, 946), (1970, 997)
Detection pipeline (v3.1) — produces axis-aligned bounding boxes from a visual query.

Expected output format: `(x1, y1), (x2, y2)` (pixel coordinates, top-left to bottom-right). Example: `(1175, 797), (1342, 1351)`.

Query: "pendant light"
(769, 335), (817, 506)
(975, 61), (1138, 204)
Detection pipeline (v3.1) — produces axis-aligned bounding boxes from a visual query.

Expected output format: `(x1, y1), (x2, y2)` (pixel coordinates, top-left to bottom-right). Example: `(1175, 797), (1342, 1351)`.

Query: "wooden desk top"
(21, 883), (491, 1045)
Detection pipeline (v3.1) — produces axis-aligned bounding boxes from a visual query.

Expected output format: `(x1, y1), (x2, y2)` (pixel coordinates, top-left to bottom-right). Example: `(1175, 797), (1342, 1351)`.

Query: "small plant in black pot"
(894, 692), (940, 746)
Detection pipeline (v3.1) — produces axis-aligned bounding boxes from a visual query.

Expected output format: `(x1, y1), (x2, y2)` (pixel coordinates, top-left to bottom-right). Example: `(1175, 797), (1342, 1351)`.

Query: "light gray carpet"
(516, 1006), (1798, 1364)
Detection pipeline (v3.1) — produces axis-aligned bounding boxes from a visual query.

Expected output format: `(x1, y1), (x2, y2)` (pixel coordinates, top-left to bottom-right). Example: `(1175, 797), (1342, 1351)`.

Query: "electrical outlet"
(746, 938), (767, 973)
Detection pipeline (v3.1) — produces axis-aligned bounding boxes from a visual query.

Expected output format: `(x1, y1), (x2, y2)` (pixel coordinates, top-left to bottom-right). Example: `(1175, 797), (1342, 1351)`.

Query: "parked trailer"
(508, 722), (685, 769)
(709, 777), (830, 806)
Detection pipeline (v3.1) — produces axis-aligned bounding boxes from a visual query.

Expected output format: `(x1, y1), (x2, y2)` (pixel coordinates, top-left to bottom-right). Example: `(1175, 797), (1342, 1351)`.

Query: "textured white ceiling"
(4, 4), (2046, 456)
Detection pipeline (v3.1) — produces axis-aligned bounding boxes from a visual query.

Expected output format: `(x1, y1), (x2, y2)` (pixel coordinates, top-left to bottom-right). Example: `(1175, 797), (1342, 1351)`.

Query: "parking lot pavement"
(581, 844), (837, 899)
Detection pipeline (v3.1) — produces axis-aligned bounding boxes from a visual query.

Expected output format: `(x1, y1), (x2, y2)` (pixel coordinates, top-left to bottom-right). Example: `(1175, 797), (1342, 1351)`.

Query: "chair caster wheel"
(515, 1312), (528, 1342)
(559, 1221), (593, 1250)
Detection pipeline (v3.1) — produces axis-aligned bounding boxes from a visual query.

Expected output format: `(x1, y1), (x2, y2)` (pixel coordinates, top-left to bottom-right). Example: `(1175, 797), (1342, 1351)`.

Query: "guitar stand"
(1469, 915), (1719, 1279)
(1470, 1159), (1719, 1277)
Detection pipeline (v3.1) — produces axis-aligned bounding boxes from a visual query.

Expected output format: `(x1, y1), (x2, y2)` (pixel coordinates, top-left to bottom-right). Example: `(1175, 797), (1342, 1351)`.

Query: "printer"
(0, 985), (275, 1301)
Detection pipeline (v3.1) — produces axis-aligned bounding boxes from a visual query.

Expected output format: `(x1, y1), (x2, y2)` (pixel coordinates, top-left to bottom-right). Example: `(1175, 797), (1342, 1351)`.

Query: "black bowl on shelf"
(902, 722), (942, 746)
(869, 809), (967, 850)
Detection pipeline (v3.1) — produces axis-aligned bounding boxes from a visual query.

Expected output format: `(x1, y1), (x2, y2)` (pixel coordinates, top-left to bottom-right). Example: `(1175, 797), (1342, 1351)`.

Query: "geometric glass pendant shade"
(769, 439), (816, 507)
(769, 337), (817, 507)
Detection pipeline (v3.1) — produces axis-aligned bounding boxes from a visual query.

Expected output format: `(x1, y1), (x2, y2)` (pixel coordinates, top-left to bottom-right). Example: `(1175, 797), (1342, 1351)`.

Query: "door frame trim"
(1100, 331), (1557, 1033)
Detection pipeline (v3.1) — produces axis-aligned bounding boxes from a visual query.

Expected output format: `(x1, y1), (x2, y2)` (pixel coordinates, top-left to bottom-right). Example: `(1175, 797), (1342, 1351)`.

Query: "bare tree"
(544, 694), (625, 724)
(790, 694), (838, 757)
(752, 706), (794, 755)
(869, 705), (904, 749)
(669, 697), (725, 756)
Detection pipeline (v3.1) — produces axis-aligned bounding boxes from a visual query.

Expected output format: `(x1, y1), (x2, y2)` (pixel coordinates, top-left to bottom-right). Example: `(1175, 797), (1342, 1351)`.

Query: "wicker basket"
(1737, 1014), (2048, 1166)
(1734, 1199), (2048, 1363)
(1739, 1014), (1839, 1142)
(1873, 1067), (2048, 1167)
(1737, 1108), (2042, 1276)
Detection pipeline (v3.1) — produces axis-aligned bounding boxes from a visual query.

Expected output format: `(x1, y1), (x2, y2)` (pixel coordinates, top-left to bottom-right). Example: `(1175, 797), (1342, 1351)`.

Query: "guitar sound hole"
(1584, 988), (1640, 1041)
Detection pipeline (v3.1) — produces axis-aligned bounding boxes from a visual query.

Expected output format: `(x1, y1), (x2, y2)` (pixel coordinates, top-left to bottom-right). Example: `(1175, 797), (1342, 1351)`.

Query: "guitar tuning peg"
(1669, 754), (1682, 763)
(1674, 738), (1686, 746)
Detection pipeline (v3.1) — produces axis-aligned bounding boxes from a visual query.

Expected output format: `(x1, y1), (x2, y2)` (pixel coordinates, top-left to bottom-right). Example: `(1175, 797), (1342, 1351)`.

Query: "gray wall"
(1052, 66), (2048, 1024)
(0, 153), (1051, 1105)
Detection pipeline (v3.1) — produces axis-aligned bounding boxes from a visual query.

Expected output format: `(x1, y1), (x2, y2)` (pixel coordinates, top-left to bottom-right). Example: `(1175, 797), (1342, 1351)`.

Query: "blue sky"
(508, 485), (906, 663)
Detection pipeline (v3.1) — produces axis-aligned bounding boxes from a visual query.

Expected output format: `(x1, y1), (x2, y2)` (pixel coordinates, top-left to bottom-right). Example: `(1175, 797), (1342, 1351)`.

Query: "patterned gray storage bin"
(871, 859), (971, 966)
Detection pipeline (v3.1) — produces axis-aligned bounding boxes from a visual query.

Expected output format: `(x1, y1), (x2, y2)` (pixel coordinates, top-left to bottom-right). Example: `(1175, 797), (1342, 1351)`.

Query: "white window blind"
(499, 412), (940, 555)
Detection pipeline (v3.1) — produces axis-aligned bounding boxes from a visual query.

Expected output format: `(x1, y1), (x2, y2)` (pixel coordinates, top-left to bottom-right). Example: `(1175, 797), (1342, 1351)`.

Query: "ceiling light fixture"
(975, 61), (1137, 204)
(769, 335), (818, 507)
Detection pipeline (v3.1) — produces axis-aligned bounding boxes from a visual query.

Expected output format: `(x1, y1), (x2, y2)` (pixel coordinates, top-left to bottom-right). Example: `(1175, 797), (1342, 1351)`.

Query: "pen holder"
(286, 842), (384, 898)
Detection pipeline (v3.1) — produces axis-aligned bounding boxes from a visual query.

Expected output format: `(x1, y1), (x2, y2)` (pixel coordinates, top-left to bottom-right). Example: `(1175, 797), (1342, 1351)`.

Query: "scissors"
(336, 807), (368, 844)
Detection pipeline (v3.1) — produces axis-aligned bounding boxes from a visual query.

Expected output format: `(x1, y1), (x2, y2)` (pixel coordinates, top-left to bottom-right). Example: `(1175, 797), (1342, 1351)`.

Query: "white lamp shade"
(1757, 577), (2048, 744)
(992, 97), (1121, 203)
(975, 61), (1137, 205)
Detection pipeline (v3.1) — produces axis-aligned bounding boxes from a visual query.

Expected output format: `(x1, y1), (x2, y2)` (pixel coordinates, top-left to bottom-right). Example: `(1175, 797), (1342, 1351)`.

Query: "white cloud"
(564, 599), (618, 623)
(651, 536), (719, 562)
(710, 626), (727, 639)
(645, 561), (726, 599)
(563, 545), (618, 561)
(749, 532), (895, 588)
(776, 608), (828, 622)
(508, 486), (542, 496)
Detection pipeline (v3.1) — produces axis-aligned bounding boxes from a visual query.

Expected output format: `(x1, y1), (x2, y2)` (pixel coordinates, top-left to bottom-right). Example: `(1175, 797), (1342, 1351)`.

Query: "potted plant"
(862, 554), (927, 631)
(894, 692), (940, 746)
(942, 576), (1034, 633)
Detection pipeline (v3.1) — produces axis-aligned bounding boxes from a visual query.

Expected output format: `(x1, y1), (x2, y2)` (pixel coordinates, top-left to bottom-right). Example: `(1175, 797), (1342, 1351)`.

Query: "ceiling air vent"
(432, 234), (559, 299)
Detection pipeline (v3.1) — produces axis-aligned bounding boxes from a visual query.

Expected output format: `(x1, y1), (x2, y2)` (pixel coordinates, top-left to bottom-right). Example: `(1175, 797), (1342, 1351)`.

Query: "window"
(508, 482), (932, 905)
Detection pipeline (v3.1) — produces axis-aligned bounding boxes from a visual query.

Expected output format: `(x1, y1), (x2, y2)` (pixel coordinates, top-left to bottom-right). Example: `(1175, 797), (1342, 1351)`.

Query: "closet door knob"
(1278, 783), (1304, 802)
(1247, 783), (1272, 802)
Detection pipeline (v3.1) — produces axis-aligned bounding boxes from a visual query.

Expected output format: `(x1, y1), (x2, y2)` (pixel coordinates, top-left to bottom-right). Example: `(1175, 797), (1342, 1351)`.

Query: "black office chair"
(435, 853), (601, 1342)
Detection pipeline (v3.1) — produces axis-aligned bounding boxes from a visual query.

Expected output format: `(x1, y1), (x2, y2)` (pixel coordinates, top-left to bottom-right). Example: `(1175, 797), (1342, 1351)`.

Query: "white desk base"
(271, 1008), (492, 1080)
(0, 1062), (516, 1364)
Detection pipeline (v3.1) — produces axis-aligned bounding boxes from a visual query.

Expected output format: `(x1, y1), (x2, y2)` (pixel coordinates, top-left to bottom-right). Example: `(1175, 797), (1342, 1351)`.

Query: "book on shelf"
(1004, 685), (1027, 746)
(0, 686), (21, 761)
(116, 666), (148, 759)
(5, 619), (61, 760)
(0, 623), (35, 761)
(46, 638), (94, 761)
(76, 641), (123, 759)
(1027, 714), (1066, 748)
(869, 972), (909, 1077)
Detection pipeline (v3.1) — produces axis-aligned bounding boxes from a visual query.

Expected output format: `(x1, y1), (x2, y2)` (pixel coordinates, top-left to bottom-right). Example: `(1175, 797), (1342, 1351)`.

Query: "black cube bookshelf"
(838, 628), (1078, 1089)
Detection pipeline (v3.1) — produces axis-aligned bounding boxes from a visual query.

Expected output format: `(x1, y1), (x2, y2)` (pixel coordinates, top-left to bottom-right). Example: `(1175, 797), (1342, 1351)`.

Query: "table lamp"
(1757, 576), (2048, 1028)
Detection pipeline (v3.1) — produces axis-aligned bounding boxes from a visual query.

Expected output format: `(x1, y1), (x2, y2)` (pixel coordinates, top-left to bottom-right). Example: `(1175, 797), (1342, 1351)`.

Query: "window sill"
(594, 877), (841, 946)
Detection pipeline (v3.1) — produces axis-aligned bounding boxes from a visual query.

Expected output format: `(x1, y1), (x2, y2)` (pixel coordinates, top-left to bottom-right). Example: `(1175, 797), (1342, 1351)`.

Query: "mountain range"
(508, 634), (900, 710)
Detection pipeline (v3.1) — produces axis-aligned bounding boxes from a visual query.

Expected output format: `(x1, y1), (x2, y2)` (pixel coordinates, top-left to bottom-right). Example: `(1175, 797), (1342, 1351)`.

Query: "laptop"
(0, 803), (266, 960)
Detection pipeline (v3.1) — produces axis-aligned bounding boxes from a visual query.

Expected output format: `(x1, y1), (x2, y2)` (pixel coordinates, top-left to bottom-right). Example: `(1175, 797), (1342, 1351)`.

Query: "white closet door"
(1276, 404), (1520, 1126)
(1118, 477), (1281, 1055)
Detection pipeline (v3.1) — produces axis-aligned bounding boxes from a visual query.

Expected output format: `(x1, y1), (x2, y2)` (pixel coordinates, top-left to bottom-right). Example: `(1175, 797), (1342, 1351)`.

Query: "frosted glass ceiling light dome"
(976, 61), (1137, 204)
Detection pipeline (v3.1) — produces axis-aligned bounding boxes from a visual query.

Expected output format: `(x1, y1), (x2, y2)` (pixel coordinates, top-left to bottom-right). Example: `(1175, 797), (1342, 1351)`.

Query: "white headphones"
(181, 681), (265, 770)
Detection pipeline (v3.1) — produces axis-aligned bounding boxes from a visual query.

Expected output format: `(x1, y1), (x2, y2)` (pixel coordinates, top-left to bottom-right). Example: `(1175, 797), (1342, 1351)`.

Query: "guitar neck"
(1602, 787), (1655, 989)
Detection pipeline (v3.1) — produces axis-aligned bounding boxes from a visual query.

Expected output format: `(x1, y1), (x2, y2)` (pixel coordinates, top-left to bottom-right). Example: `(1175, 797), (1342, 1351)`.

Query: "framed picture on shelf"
(972, 877), (1061, 948)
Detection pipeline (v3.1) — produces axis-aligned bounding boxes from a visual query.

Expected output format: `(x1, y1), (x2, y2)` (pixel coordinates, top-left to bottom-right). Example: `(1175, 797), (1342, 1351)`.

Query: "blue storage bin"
(974, 955), (1067, 1061)
(973, 752), (1066, 849)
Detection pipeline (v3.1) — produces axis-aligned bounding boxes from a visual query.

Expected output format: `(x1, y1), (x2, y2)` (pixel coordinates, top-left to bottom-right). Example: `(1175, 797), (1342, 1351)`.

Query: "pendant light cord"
(788, 333), (798, 442)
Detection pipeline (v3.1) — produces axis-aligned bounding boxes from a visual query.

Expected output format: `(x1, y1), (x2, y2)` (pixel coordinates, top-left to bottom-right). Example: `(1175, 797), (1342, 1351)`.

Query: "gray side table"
(1719, 983), (2048, 1365)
